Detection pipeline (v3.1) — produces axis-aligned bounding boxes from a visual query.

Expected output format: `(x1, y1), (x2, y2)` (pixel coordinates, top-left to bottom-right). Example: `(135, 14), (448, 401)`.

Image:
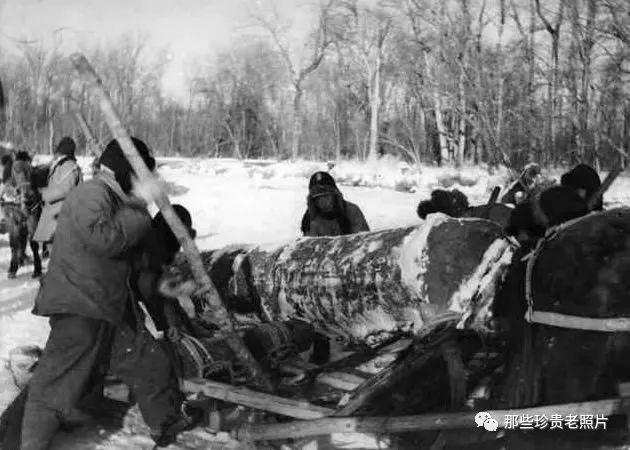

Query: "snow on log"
(161, 214), (516, 343)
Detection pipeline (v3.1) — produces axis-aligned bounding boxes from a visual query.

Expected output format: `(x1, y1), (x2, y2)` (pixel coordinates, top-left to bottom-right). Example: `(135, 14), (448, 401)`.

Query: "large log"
(234, 397), (630, 441)
(161, 214), (516, 344)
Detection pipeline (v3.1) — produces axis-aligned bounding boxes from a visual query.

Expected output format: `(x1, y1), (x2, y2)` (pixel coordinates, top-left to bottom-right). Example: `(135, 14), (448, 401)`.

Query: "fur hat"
(99, 137), (156, 193)
(55, 137), (76, 158)
(14, 151), (31, 162)
(308, 171), (339, 198)
(416, 189), (469, 219)
(561, 164), (602, 209)
(151, 204), (195, 263)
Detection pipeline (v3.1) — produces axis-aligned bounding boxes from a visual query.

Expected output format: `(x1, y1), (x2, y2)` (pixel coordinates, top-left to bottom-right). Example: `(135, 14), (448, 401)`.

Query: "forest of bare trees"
(0, 0), (628, 171)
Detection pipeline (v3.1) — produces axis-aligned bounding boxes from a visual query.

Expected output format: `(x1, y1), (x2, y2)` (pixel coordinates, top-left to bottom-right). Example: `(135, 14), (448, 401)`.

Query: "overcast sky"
(0, 0), (519, 100)
(0, 0), (310, 98)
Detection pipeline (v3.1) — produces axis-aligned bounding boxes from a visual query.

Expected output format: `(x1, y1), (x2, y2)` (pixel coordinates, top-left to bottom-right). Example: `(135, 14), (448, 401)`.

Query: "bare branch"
(254, 13), (297, 80)
(535, 0), (560, 34)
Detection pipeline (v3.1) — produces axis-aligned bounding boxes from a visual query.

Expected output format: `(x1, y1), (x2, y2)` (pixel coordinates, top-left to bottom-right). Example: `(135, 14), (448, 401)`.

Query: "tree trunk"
(550, 33), (560, 157)
(419, 106), (428, 164)
(624, 104), (630, 167)
(581, 0), (597, 165)
(169, 109), (176, 153)
(457, 71), (467, 167)
(495, 5), (505, 163)
(0, 77), (5, 142)
(536, 0), (564, 162)
(368, 53), (382, 161)
(424, 53), (450, 165)
(162, 215), (514, 345)
(291, 83), (303, 161)
(528, 0), (537, 159)
(48, 118), (54, 156)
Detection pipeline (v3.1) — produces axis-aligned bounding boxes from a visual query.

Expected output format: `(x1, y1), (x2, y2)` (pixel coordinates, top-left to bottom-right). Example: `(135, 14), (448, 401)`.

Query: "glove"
(131, 175), (163, 207)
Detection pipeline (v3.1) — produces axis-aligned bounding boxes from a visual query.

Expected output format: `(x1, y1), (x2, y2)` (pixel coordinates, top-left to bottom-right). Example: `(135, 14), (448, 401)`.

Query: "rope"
(259, 322), (297, 368)
(180, 336), (205, 378)
(174, 331), (241, 383)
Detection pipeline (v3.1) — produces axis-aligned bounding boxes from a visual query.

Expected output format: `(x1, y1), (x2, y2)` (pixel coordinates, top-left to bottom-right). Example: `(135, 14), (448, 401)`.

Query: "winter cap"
(99, 137), (156, 193)
(561, 164), (601, 195)
(15, 151), (31, 162)
(55, 137), (76, 158)
(308, 171), (339, 198)
(152, 204), (195, 258)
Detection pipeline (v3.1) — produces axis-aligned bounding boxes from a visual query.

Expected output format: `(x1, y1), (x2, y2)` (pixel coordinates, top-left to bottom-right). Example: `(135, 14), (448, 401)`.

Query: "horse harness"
(0, 175), (38, 223)
(523, 213), (630, 333)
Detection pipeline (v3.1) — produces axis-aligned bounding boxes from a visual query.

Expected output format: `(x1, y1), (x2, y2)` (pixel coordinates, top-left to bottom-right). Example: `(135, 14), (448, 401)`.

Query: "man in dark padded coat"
(20, 138), (199, 449)
(300, 171), (370, 237)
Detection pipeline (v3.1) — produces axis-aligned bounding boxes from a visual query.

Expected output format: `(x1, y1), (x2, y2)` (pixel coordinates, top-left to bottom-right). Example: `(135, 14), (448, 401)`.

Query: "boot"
(58, 408), (94, 432)
(31, 245), (42, 278)
(8, 257), (18, 279)
(20, 407), (60, 450)
(0, 389), (28, 450)
(150, 401), (204, 448)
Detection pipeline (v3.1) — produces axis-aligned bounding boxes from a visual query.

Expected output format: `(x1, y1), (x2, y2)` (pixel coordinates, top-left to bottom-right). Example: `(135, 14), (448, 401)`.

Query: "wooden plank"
(235, 398), (630, 441)
(182, 378), (333, 420)
(334, 329), (457, 416)
(280, 361), (366, 392)
(280, 338), (411, 392)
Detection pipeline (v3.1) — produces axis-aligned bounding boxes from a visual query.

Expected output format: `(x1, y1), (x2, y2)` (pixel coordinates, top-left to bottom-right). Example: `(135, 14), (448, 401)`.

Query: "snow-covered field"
(1, 157), (630, 449)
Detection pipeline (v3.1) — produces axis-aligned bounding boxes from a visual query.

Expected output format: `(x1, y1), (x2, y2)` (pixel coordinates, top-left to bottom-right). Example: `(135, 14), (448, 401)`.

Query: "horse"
(1, 152), (44, 278)
(490, 208), (630, 447)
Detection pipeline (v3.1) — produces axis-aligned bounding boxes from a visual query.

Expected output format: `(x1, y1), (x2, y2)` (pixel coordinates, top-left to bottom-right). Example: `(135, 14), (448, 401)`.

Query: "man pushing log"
(19, 139), (205, 449)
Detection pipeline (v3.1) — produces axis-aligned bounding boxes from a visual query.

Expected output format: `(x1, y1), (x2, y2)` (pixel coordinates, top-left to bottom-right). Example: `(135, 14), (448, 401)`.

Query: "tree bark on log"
(161, 214), (515, 345)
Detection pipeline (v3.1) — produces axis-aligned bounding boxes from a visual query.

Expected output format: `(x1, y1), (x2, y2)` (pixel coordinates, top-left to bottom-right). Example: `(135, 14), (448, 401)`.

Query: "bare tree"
(339, 0), (397, 161)
(404, 0), (451, 165)
(568, 0), (599, 165)
(253, 0), (339, 160)
(535, 0), (565, 157)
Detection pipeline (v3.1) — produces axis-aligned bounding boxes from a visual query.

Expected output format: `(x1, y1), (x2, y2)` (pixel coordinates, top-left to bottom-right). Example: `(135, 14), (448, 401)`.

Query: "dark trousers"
(20, 312), (183, 450)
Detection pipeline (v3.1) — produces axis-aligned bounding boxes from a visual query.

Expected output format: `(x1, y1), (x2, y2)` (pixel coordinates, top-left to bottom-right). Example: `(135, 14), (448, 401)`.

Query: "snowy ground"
(1, 157), (630, 449)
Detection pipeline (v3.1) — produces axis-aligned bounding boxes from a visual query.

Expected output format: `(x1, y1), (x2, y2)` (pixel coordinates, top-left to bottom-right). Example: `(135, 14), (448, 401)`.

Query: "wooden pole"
(235, 398), (630, 441)
(183, 379), (333, 420)
(487, 186), (501, 205)
(69, 53), (273, 392)
(74, 111), (100, 157)
(587, 163), (624, 211)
